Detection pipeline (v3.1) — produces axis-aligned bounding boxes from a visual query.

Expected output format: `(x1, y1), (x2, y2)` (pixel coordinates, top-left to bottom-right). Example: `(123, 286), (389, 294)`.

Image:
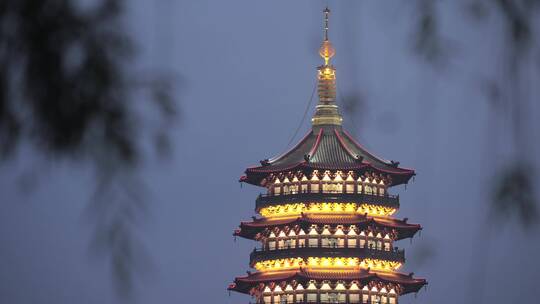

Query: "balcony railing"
(249, 245), (405, 265)
(255, 191), (399, 211)
(251, 300), (388, 304)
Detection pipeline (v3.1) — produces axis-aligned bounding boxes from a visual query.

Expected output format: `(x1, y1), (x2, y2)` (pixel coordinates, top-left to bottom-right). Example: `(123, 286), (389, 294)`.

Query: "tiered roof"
(235, 214), (421, 240)
(229, 268), (426, 295)
(241, 127), (415, 187)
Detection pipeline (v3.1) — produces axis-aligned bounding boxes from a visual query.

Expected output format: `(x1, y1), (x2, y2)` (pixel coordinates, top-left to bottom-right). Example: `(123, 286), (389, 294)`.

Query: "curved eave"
(229, 268), (427, 295)
(242, 162), (414, 187)
(233, 215), (421, 241)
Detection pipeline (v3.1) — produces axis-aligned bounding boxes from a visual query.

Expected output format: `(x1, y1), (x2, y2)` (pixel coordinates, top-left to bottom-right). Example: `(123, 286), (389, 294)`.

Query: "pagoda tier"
(249, 246), (405, 268)
(255, 191), (400, 212)
(235, 214), (421, 241)
(240, 127), (415, 187)
(229, 268), (427, 296)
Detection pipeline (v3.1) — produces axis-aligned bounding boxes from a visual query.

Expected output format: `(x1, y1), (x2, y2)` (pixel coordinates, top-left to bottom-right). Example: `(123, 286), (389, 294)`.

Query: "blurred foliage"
(413, 0), (540, 228)
(0, 0), (176, 299)
(409, 237), (437, 270)
(88, 171), (152, 298)
(412, 2), (539, 302)
(414, 0), (450, 66)
(492, 162), (538, 228)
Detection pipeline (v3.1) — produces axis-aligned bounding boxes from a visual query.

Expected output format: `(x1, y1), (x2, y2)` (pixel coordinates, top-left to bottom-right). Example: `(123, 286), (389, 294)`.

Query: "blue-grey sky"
(1, 1), (539, 304)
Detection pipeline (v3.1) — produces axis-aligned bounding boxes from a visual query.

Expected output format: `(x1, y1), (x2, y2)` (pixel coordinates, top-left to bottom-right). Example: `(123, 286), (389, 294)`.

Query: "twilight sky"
(1, 1), (539, 303)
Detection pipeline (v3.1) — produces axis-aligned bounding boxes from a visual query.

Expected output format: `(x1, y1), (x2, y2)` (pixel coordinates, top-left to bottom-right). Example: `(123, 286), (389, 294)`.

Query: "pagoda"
(229, 8), (427, 304)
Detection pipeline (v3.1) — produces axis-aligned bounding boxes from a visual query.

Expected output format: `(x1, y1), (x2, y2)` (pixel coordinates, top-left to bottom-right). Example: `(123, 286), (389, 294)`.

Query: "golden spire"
(319, 7), (335, 65)
(312, 7), (342, 127)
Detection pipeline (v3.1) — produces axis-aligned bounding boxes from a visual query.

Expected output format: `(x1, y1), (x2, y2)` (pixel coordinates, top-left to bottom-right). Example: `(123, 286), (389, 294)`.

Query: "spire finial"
(324, 7), (330, 41)
(312, 7), (342, 127)
(319, 7), (335, 65)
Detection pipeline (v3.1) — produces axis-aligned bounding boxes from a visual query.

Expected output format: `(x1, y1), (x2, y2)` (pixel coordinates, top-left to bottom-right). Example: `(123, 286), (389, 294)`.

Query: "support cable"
(284, 80), (318, 149)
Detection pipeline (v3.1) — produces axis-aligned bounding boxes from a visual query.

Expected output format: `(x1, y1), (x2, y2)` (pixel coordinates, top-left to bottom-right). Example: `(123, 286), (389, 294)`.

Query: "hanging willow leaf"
(492, 162), (538, 229)
(0, 0), (177, 299)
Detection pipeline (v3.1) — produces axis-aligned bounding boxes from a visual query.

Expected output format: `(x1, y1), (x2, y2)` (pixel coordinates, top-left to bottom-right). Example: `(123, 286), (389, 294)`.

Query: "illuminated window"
(348, 238), (357, 248)
(346, 183), (355, 193)
(307, 293), (317, 302)
(268, 241), (276, 250)
(365, 185), (373, 195)
(308, 238), (318, 247)
(288, 239), (295, 248)
(327, 238), (338, 248)
(349, 293), (360, 303)
(321, 237), (329, 247)
(298, 238), (306, 247)
(324, 292), (345, 303)
(284, 239), (291, 249)
(384, 242), (391, 251)
(290, 185), (298, 194)
(322, 183), (331, 193)
(321, 293), (329, 302)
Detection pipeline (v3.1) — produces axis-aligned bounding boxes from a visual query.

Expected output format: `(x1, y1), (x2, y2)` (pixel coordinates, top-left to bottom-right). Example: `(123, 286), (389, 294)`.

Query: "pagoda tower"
(229, 8), (427, 304)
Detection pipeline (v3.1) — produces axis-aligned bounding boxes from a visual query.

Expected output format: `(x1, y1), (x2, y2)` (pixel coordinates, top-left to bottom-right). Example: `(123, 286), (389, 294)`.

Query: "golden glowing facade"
(229, 7), (426, 304)
(260, 203), (397, 218)
(254, 257), (401, 272)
